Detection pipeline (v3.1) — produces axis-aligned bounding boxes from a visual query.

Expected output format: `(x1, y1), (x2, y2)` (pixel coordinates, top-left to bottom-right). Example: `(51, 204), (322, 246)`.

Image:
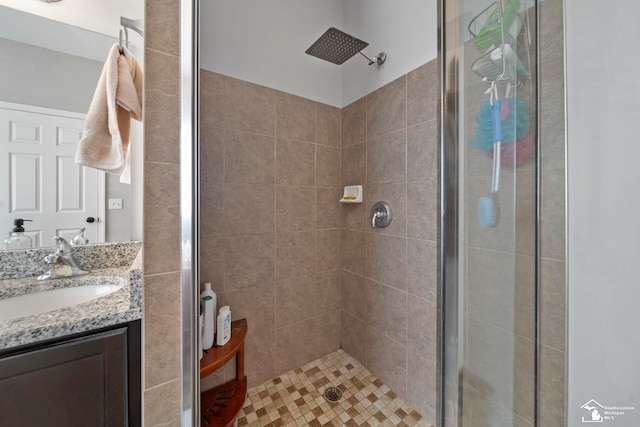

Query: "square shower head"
(305, 27), (369, 65)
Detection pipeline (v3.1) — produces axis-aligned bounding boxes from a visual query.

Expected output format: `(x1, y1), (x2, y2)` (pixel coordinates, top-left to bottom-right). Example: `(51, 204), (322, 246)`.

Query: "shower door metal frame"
(440, 0), (462, 424)
(180, 0), (200, 425)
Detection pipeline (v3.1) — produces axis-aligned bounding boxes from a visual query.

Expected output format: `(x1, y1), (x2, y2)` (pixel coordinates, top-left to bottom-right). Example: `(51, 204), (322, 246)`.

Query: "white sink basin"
(0, 283), (124, 322)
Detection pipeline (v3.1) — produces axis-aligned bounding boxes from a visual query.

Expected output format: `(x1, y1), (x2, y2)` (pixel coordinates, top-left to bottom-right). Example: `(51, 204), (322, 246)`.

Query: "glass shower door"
(442, 1), (538, 426)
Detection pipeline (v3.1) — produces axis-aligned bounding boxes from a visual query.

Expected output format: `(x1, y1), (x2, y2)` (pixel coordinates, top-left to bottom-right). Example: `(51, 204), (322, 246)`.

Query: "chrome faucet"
(37, 236), (89, 280)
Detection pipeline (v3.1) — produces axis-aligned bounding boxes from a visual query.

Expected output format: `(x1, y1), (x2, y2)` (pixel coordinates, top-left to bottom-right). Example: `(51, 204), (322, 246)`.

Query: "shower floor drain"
(323, 386), (343, 402)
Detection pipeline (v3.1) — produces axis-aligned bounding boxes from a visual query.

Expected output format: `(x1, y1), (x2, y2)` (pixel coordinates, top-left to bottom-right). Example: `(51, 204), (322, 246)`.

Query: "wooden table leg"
(236, 342), (245, 381)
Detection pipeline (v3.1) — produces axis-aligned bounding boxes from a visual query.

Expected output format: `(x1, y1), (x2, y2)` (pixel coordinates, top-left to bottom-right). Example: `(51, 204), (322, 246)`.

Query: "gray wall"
(0, 37), (131, 243)
(566, 1), (640, 426)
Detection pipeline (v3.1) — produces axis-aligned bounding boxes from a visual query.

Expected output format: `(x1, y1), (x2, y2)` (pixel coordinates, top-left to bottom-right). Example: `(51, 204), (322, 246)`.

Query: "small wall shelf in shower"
(339, 185), (363, 203)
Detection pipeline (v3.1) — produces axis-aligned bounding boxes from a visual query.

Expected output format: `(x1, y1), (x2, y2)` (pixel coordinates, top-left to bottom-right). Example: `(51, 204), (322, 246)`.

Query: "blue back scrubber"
(471, 97), (530, 151)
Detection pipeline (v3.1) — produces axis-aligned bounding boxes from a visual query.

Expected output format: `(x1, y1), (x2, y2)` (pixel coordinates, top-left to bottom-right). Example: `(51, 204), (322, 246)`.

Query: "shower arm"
(358, 50), (387, 66)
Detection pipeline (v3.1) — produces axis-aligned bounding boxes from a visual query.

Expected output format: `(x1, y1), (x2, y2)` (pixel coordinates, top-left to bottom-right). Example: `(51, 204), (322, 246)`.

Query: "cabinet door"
(0, 328), (127, 427)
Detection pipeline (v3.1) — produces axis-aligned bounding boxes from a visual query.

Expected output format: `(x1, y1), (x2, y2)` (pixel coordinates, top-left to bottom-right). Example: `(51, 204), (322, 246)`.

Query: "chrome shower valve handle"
(370, 201), (393, 229)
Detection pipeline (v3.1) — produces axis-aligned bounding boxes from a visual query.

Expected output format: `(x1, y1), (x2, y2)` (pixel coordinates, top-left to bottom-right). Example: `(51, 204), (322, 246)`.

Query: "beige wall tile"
(407, 60), (439, 126)
(200, 127), (224, 183)
(276, 275), (317, 328)
(407, 238), (437, 302)
(200, 70), (226, 129)
(407, 120), (439, 182)
(224, 131), (275, 184)
(275, 318), (317, 374)
(144, 205), (180, 275)
(199, 237), (224, 295)
(314, 311), (341, 357)
(367, 233), (407, 291)
(224, 77), (276, 135)
(406, 295), (437, 361)
(145, 0), (180, 57)
(341, 142), (366, 186)
(225, 234), (275, 289)
(144, 49), (180, 164)
(316, 145), (341, 188)
(224, 184), (275, 236)
(541, 214), (566, 260)
(542, 169), (566, 217)
(316, 188), (341, 229)
(144, 379), (181, 427)
(367, 280), (407, 345)
(276, 231), (315, 280)
(276, 91), (315, 142)
(366, 329), (407, 397)
(276, 139), (316, 186)
(340, 310), (366, 365)
(367, 129), (407, 185)
(224, 282), (275, 338)
(540, 345), (565, 427)
(245, 332), (276, 388)
(341, 269), (367, 321)
(276, 186), (315, 232)
(367, 76), (407, 139)
(466, 248), (535, 338)
(144, 273), (181, 389)
(407, 180), (438, 241)
(407, 352), (437, 424)
(316, 228), (341, 272)
(200, 182), (224, 238)
(540, 258), (566, 350)
(342, 98), (366, 146)
(316, 269), (341, 315)
(145, 163), (180, 207)
(316, 103), (341, 147)
(340, 229), (366, 276)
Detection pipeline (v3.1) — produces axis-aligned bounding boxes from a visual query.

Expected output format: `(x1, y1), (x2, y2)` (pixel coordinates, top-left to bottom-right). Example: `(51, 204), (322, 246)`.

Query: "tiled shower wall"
(538, 0), (567, 425)
(198, 70), (343, 389)
(143, 0), (183, 426)
(339, 59), (440, 423)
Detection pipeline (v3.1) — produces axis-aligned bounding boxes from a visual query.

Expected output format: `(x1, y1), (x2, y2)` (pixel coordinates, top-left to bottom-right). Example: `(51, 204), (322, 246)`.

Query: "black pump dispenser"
(12, 218), (32, 232)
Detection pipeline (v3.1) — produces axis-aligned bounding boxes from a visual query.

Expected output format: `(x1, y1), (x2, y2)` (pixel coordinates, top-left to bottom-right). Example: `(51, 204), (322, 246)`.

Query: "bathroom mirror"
(0, 2), (143, 249)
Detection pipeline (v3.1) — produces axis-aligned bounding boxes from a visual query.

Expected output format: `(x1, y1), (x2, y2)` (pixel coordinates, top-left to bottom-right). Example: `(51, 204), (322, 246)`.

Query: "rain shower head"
(305, 27), (386, 66)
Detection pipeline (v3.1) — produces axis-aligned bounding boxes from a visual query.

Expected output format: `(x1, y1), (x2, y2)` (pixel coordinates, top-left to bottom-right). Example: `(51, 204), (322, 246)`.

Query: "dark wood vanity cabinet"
(0, 321), (141, 427)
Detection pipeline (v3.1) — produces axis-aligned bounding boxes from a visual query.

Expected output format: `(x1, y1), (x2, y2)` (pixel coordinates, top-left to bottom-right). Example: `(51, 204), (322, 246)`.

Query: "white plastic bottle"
(200, 283), (216, 350)
(216, 306), (231, 346)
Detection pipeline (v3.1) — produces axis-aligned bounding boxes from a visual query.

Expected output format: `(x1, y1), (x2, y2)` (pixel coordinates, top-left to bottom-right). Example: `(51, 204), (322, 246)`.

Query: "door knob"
(86, 217), (96, 223)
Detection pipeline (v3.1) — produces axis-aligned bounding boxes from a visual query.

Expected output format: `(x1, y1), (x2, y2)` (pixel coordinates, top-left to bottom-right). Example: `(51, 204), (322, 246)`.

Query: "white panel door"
(0, 102), (105, 247)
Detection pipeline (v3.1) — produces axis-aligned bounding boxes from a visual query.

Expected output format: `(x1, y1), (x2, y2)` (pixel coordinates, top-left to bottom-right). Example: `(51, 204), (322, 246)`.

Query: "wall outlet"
(108, 198), (123, 210)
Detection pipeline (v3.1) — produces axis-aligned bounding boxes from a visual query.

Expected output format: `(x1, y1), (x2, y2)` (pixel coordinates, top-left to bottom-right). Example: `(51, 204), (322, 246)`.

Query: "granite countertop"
(0, 243), (142, 350)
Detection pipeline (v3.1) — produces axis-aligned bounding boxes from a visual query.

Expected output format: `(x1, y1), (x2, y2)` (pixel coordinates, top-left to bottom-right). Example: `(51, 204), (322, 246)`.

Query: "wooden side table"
(199, 319), (248, 427)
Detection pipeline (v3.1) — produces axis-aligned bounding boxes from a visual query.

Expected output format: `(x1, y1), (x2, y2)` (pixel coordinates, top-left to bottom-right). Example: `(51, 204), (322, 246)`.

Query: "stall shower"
(141, 0), (567, 425)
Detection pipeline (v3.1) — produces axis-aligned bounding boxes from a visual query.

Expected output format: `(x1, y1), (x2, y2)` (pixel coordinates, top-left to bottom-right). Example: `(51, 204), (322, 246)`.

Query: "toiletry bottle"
(3, 219), (33, 250)
(200, 282), (217, 350)
(216, 306), (231, 346)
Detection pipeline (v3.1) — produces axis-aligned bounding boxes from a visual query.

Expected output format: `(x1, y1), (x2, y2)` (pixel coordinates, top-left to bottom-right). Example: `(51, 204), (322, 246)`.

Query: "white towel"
(75, 44), (143, 184)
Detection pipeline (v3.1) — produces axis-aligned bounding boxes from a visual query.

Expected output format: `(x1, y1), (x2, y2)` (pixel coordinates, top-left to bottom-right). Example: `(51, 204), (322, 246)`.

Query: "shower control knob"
(370, 201), (393, 229)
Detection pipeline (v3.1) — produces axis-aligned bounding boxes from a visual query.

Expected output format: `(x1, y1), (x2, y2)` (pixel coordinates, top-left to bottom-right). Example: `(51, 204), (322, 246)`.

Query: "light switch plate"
(108, 198), (123, 210)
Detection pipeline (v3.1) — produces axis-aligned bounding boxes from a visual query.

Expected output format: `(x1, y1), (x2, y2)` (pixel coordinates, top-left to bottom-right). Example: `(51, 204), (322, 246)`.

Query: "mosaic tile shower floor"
(236, 349), (433, 427)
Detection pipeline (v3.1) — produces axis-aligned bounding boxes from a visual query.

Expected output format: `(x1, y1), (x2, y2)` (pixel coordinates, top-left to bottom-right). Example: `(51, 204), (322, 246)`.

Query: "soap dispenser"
(3, 219), (33, 250)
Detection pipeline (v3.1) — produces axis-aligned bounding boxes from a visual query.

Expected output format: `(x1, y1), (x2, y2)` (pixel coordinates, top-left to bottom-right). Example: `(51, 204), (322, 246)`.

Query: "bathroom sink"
(0, 283), (124, 322)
